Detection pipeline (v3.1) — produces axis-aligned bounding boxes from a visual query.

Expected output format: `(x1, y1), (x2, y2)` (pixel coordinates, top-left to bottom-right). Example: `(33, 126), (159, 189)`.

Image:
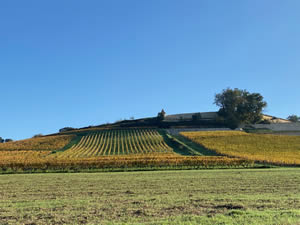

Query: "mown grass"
(0, 168), (299, 224)
(181, 131), (300, 166)
(172, 134), (219, 156)
(159, 130), (202, 156)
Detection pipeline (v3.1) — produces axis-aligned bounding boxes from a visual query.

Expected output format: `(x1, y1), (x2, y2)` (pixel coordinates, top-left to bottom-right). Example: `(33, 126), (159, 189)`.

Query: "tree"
(33, 134), (43, 138)
(214, 88), (267, 129)
(4, 139), (13, 142)
(287, 115), (300, 122)
(157, 109), (166, 121)
(0, 137), (4, 143)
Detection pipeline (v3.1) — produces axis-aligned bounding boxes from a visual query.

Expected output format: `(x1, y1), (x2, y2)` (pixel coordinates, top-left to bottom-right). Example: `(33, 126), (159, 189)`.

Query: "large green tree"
(214, 88), (267, 129)
(287, 115), (300, 122)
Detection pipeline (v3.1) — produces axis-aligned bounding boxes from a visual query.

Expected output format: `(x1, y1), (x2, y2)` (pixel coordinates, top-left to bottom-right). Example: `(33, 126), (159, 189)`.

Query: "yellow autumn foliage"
(0, 135), (75, 151)
(181, 131), (300, 165)
(56, 129), (173, 158)
(0, 152), (253, 170)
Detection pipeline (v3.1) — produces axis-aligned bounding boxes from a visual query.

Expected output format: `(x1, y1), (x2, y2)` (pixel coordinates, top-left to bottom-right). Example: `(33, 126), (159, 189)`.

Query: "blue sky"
(1, 0), (300, 140)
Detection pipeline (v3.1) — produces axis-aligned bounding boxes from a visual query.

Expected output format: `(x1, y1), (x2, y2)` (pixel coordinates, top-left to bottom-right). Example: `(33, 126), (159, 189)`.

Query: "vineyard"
(181, 131), (300, 166)
(0, 135), (74, 151)
(3, 129), (299, 172)
(0, 154), (254, 172)
(0, 129), (259, 172)
(54, 129), (173, 158)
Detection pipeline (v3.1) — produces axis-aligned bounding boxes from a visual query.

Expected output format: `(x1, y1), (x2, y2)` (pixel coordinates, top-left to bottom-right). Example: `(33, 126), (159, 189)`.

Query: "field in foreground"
(181, 131), (300, 166)
(0, 169), (299, 225)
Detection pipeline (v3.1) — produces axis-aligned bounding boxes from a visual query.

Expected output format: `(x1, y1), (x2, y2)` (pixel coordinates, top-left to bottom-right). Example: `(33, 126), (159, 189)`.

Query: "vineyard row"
(55, 129), (173, 158)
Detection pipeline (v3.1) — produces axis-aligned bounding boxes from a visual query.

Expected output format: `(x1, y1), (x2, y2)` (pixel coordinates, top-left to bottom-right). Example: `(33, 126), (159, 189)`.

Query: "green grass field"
(0, 168), (300, 224)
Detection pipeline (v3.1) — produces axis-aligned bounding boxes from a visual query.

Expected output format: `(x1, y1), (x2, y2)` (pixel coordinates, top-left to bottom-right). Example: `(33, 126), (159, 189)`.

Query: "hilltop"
(55, 111), (294, 136)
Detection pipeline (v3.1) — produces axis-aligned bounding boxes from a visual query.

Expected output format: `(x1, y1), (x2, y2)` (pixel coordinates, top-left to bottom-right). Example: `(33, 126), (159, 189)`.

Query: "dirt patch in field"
(215, 204), (246, 210)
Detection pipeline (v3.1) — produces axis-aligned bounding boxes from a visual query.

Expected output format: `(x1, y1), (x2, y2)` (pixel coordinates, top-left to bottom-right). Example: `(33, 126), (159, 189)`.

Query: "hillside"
(53, 129), (173, 158)
(0, 112), (300, 173)
(0, 127), (255, 173)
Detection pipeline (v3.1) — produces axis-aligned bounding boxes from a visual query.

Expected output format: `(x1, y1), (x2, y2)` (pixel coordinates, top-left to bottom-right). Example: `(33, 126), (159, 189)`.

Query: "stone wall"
(251, 123), (300, 131)
(166, 128), (230, 135)
(164, 112), (218, 122)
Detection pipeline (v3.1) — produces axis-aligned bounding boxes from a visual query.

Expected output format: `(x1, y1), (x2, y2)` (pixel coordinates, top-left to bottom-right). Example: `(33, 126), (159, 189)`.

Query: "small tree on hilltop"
(0, 137), (4, 143)
(157, 109), (166, 122)
(287, 115), (300, 122)
(59, 127), (75, 133)
(214, 88), (267, 129)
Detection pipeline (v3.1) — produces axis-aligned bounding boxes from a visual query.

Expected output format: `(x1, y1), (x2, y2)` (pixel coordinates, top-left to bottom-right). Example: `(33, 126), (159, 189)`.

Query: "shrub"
(59, 127), (75, 133)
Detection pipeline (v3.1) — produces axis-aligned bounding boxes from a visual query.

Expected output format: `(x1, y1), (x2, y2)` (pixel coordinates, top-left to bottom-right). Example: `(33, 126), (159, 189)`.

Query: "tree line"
(0, 137), (13, 143)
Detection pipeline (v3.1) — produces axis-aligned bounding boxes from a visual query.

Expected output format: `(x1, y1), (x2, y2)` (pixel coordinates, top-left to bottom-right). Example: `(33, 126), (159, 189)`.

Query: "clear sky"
(1, 0), (300, 140)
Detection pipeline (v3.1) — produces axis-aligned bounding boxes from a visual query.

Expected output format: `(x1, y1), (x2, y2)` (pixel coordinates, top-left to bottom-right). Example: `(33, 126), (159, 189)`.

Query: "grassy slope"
(173, 134), (219, 156)
(0, 169), (299, 224)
